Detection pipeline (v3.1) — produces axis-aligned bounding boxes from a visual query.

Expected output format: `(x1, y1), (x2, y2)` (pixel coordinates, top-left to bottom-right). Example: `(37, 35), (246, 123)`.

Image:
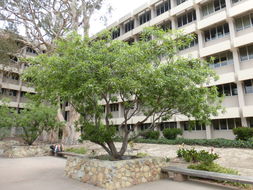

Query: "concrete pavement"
(0, 156), (234, 190)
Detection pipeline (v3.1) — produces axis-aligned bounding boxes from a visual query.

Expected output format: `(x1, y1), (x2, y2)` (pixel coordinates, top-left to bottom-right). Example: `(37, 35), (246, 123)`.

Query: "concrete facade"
(100, 0), (253, 140)
(1, 0), (253, 141)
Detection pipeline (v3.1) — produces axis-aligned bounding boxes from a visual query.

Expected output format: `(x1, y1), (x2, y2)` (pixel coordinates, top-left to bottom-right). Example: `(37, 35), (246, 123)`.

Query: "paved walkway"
(0, 157), (233, 190)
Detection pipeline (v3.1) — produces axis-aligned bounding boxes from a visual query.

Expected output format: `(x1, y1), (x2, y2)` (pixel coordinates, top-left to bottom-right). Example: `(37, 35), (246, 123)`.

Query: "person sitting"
(50, 144), (64, 155)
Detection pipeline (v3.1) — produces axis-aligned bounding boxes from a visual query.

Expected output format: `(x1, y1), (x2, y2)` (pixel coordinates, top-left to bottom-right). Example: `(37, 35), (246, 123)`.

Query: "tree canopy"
(23, 27), (222, 158)
(0, 101), (63, 145)
(0, 0), (110, 52)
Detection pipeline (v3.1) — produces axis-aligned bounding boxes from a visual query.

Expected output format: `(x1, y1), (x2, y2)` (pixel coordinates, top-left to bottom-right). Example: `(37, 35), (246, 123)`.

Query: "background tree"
(0, 101), (63, 145)
(23, 28), (222, 159)
(0, 0), (110, 53)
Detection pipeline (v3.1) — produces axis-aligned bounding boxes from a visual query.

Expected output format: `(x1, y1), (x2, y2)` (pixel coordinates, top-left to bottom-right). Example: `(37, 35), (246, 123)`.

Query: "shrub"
(233, 127), (253, 141)
(177, 148), (219, 164)
(136, 152), (149, 158)
(142, 131), (160, 140)
(65, 147), (87, 154)
(163, 128), (182, 140)
(132, 138), (253, 149)
(188, 163), (249, 188)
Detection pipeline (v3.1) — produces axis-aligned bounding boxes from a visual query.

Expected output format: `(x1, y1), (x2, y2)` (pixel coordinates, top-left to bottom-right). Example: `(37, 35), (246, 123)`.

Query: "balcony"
(229, 0), (253, 17)
(244, 93), (253, 106)
(234, 28), (253, 48)
(2, 78), (20, 86)
(222, 96), (239, 107)
(171, 0), (194, 16)
(198, 10), (227, 30)
(200, 37), (231, 57)
(238, 68), (253, 81)
(242, 105), (253, 117)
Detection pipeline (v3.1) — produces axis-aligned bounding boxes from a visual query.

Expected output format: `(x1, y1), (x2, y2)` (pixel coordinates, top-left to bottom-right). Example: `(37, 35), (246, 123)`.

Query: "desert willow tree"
(0, 0), (109, 53)
(23, 28), (222, 159)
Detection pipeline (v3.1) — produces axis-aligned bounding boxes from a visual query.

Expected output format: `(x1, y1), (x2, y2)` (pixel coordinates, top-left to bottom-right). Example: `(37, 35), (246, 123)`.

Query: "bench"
(162, 166), (253, 185)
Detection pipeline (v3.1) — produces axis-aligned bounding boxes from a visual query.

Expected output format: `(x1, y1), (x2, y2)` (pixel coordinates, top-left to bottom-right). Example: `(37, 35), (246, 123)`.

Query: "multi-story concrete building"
(0, 45), (37, 136)
(100, 0), (253, 139)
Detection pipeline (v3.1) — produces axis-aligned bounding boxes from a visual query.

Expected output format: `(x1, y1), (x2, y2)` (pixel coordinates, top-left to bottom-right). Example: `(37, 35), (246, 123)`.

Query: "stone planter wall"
(65, 156), (168, 190)
(0, 141), (20, 156)
(3, 145), (50, 158)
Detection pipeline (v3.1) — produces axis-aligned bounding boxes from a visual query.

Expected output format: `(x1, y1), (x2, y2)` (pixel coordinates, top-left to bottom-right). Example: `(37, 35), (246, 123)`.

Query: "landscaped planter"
(3, 145), (50, 158)
(65, 155), (168, 190)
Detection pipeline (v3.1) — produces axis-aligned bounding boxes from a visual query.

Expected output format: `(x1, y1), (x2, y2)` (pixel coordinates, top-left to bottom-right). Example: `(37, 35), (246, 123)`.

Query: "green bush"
(131, 138), (253, 149)
(233, 127), (253, 141)
(65, 147), (87, 154)
(163, 128), (182, 140)
(188, 163), (249, 188)
(142, 131), (160, 140)
(177, 148), (219, 164)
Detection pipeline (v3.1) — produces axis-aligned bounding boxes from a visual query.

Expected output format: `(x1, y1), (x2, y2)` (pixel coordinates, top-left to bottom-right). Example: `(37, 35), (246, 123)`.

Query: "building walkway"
(0, 156), (233, 190)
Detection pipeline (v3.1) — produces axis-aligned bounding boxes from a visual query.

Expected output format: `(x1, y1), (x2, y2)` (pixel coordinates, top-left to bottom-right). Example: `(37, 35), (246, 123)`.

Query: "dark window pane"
(224, 23), (230, 34)
(231, 83), (238, 95)
(235, 118), (242, 127)
(244, 80), (253, 94)
(217, 25), (223, 37)
(220, 119), (227, 130)
(223, 84), (231, 96)
(235, 18), (243, 31)
(240, 47), (248, 61)
(211, 28), (217, 39)
(214, 0), (220, 11)
(228, 119), (235, 129)
(248, 45), (253, 59)
(205, 30), (210, 41)
(212, 120), (220, 130)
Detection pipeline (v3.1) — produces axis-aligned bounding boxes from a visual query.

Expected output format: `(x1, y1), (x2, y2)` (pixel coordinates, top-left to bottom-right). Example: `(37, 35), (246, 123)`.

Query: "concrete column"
(134, 15), (139, 27)
(176, 121), (181, 129)
(150, 5), (156, 19)
(227, 18), (235, 47)
(225, 0), (232, 10)
(194, 4), (201, 22)
(171, 17), (176, 29)
(118, 103), (123, 118)
(197, 30), (204, 56)
(120, 24), (124, 35)
(205, 125), (212, 139)
(170, 0), (176, 9)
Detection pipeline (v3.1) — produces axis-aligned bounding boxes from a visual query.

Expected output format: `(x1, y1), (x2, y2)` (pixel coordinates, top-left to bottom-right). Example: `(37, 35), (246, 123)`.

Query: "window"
(125, 38), (135, 45)
(248, 118), (253, 128)
(239, 44), (253, 61)
(216, 83), (238, 96)
(179, 33), (198, 51)
(177, 10), (196, 27)
(139, 10), (151, 25)
(156, 1), (171, 16)
(176, 0), (187, 6)
(26, 47), (37, 54)
(110, 104), (119, 112)
(183, 121), (206, 131)
(244, 80), (253, 94)
(235, 13), (253, 31)
(209, 51), (233, 68)
(124, 20), (134, 33)
(204, 23), (229, 42)
(159, 20), (172, 31)
(202, 0), (226, 17)
(160, 122), (177, 131)
(140, 124), (150, 131)
(212, 118), (241, 130)
(112, 28), (120, 39)
(231, 0), (243, 4)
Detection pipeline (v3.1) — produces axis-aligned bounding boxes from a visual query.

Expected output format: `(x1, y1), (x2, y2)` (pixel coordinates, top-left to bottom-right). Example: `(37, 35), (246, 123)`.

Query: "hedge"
(131, 138), (253, 149)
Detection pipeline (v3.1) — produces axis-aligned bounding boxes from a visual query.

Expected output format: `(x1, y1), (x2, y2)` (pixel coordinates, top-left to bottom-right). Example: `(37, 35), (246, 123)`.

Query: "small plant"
(65, 147), (87, 154)
(163, 128), (182, 140)
(188, 163), (250, 189)
(233, 127), (253, 141)
(136, 152), (149, 158)
(177, 148), (219, 164)
(142, 131), (160, 140)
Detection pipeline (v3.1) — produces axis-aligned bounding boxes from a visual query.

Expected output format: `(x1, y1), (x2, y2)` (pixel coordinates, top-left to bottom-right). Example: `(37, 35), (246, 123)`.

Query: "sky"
(89, 0), (149, 36)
